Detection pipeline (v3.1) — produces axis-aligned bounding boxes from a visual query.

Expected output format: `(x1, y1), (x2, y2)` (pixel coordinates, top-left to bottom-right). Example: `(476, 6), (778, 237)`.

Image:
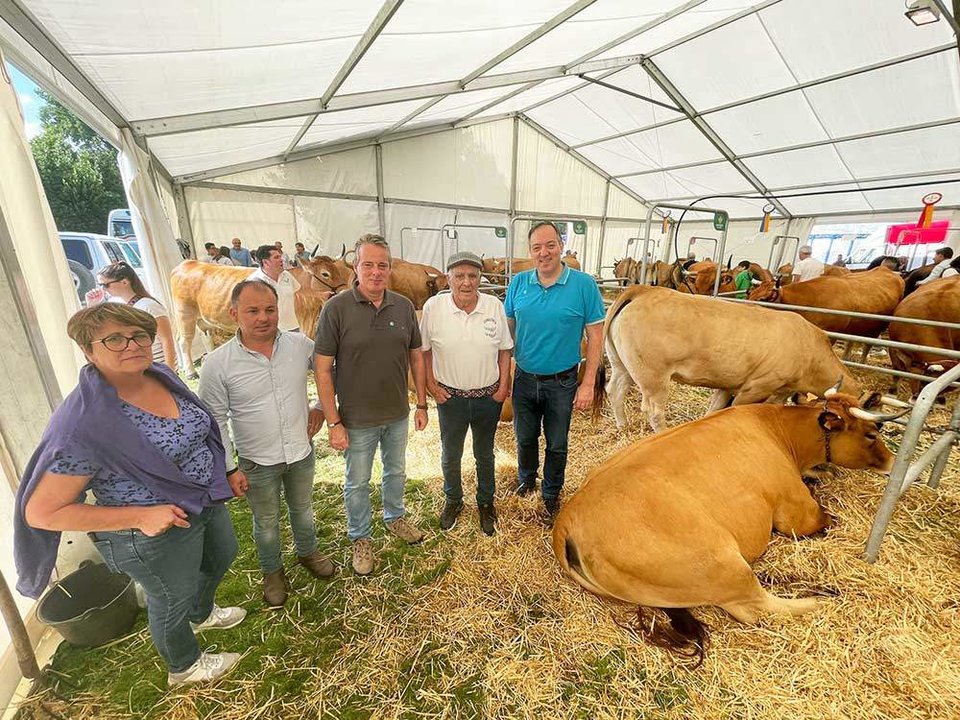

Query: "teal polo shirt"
(505, 266), (606, 375)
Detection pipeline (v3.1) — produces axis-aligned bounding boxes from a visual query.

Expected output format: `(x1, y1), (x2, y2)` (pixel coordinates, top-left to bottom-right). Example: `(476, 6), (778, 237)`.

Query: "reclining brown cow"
(554, 388), (899, 663)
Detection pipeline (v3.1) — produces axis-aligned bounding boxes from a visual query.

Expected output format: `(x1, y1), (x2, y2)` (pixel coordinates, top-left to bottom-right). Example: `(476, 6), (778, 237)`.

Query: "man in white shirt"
(420, 251), (513, 535)
(793, 245), (825, 283)
(917, 247), (955, 286)
(198, 280), (332, 607)
(250, 244), (302, 332)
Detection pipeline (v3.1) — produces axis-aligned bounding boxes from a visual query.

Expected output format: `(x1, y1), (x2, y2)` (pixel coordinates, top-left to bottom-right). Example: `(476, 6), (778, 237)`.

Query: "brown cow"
(388, 259), (448, 309)
(598, 285), (861, 431)
(170, 260), (342, 375)
(682, 261), (774, 296)
(888, 276), (960, 397)
(554, 390), (897, 661)
(748, 267), (904, 344)
(489, 255), (582, 281)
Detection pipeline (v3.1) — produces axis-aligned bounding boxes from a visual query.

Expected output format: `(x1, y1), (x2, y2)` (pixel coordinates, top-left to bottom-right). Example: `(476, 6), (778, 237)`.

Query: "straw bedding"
(15, 365), (960, 720)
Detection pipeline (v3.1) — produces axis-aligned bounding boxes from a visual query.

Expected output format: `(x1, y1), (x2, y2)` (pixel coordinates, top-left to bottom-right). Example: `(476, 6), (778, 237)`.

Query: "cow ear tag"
(818, 411), (844, 432)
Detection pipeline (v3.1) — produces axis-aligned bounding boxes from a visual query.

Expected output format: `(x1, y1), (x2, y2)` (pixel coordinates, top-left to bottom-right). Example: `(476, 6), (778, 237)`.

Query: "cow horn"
(339, 243), (346, 259)
(823, 376), (845, 397)
(311, 244), (320, 256)
(849, 406), (910, 423)
(726, 254), (732, 270)
(775, 276), (782, 288)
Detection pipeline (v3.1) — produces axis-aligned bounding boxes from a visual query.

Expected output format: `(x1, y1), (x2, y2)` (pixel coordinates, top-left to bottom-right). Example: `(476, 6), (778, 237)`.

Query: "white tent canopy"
(0, 0), (958, 230)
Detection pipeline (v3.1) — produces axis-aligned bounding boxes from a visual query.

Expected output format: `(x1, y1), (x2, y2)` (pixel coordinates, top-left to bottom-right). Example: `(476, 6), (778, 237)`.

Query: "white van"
(59, 232), (147, 302)
(107, 209), (135, 240)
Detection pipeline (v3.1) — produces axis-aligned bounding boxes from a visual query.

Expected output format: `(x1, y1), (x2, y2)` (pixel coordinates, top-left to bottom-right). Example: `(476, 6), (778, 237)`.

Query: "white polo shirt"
(250, 267), (301, 331)
(795, 256), (825, 282)
(420, 293), (513, 391)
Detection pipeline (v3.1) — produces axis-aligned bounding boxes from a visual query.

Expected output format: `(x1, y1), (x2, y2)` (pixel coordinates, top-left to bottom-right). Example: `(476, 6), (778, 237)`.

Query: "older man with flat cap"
(420, 251), (512, 535)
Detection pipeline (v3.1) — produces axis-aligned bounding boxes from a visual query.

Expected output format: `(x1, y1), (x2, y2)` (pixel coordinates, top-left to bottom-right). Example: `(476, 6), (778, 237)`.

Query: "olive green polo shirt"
(314, 287), (421, 429)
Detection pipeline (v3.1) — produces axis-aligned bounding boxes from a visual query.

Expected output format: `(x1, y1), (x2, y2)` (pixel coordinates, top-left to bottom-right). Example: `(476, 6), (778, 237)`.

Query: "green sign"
(572, 220), (587, 235)
(495, 226), (507, 239)
(713, 211), (729, 232)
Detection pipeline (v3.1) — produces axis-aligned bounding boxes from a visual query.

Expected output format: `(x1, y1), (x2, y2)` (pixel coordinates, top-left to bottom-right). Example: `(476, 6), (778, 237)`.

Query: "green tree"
(30, 89), (124, 233)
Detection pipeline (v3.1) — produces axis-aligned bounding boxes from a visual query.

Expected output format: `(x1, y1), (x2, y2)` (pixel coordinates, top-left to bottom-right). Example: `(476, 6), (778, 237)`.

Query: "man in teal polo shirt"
(504, 222), (605, 521)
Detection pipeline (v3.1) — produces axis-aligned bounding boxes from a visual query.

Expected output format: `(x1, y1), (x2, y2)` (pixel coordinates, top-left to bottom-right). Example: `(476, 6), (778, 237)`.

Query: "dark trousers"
(512, 366), (578, 500)
(437, 394), (503, 506)
(90, 504), (237, 672)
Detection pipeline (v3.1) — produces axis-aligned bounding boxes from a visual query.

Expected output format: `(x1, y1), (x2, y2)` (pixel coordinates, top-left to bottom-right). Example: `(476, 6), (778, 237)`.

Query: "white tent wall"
(294, 196), (380, 256)
(215, 146), (378, 197)
(185, 186), (298, 254)
(381, 120), (513, 210)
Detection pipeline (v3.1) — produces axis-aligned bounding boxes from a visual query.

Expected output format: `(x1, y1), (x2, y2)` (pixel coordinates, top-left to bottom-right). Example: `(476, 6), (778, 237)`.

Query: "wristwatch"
(328, 420), (342, 429)
(416, 404), (428, 410)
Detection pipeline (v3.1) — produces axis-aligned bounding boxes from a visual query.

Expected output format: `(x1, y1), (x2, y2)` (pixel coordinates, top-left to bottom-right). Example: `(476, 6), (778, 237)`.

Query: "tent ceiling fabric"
(7, 0), (960, 218)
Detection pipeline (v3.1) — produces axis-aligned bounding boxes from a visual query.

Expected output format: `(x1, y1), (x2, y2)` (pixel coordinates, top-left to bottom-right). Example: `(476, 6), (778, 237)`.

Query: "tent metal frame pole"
(132, 54), (642, 138)
(385, 0), (600, 135)
(932, 0), (960, 35)
(518, 114), (653, 212)
(375, 143), (386, 235)
(640, 57), (790, 217)
(597, 180), (610, 277)
(172, 183), (196, 255)
(189, 181), (378, 203)
(509, 116), (519, 219)
(570, 42), (958, 151)
(285, 0), (406, 156)
(613, 117), (960, 179)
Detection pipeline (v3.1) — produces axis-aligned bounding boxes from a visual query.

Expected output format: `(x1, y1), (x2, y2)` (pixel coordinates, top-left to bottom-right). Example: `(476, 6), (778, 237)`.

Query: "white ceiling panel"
(835, 124), (960, 179)
(704, 90), (828, 155)
(668, 161), (754, 196)
(406, 86), (529, 127)
(780, 191), (873, 217)
(487, 1), (677, 75)
(578, 136), (662, 176)
(760, 0), (956, 83)
(149, 119), (303, 177)
(861, 174), (960, 211)
(594, 0), (755, 60)
(654, 13), (796, 109)
(803, 51), (960, 139)
(297, 99), (435, 148)
(475, 77), (584, 118)
(617, 120), (723, 169)
(744, 145), (854, 188)
(337, 0), (571, 95)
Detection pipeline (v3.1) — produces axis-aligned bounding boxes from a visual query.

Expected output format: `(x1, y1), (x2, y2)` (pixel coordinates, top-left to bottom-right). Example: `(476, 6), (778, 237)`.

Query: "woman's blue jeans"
(90, 504), (238, 673)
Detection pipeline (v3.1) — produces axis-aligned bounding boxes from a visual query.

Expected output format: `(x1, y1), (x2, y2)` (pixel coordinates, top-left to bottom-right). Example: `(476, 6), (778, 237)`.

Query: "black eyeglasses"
(94, 332), (154, 352)
(97, 279), (122, 289)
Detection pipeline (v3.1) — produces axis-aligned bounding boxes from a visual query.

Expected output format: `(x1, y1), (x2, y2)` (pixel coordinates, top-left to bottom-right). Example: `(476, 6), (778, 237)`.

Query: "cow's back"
(779, 267), (903, 336)
(889, 277), (960, 364)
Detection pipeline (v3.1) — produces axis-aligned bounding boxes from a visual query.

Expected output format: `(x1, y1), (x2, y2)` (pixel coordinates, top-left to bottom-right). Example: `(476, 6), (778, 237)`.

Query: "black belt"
(520, 364), (578, 382)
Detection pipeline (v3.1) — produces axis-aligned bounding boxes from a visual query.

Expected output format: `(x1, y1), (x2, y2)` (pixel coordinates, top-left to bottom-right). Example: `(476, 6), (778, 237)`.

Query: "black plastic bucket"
(36, 561), (140, 648)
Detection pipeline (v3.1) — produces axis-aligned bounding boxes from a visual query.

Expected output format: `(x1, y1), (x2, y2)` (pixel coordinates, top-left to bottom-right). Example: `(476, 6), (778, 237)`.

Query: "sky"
(6, 61), (44, 139)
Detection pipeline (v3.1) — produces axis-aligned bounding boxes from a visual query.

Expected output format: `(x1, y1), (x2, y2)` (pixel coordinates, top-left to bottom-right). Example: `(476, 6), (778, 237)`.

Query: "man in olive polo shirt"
(314, 234), (429, 575)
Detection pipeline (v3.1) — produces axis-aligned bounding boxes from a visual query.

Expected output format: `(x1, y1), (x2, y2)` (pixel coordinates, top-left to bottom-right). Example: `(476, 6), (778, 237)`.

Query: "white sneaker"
(191, 605), (247, 632)
(168, 651), (241, 687)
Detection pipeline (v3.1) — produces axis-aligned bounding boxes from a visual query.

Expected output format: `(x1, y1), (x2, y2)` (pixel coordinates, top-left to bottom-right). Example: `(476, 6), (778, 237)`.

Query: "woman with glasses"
(14, 304), (246, 686)
(86, 261), (177, 370)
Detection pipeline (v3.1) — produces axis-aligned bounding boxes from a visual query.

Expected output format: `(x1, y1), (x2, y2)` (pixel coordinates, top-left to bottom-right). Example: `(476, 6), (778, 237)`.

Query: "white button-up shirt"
(198, 330), (314, 470)
(250, 268), (301, 331)
(795, 257), (825, 282)
(419, 292), (513, 390)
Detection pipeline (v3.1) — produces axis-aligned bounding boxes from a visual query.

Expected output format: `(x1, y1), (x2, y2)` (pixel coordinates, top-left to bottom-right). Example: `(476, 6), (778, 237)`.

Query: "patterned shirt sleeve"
(48, 444), (100, 478)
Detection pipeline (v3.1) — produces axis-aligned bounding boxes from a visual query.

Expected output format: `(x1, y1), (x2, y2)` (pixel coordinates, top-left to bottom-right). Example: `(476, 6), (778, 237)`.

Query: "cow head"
(814, 388), (902, 473)
(299, 255), (352, 293)
(424, 270), (445, 297)
(747, 280), (778, 302)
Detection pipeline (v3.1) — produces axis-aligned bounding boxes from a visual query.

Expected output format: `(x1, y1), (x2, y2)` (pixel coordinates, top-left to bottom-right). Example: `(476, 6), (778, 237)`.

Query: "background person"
(230, 237), (255, 267)
(16, 304), (244, 687)
(918, 247), (955, 286)
(85, 260), (177, 370)
(505, 222), (605, 522)
(420, 251), (512, 536)
(314, 234), (428, 575)
(199, 280), (333, 607)
(734, 260), (754, 300)
(219, 245), (238, 265)
(792, 245), (824, 282)
(294, 242), (311, 267)
(251, 244), (302, 332)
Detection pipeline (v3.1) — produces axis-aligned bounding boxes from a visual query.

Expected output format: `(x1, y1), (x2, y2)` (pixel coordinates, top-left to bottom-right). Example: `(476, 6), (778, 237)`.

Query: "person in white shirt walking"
(792, 245), (825, 283)
(420, 251), (512, 535)
(198, 280), (333, 607)
(250, 244), (302, 332)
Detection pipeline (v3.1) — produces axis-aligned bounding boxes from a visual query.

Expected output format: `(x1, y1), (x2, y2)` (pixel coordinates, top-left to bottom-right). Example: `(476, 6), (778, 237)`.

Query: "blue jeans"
(343, 416), (409, 540)
(513, 366), (578, 500)
(90, 504), (238, 673)
(239, 452), (317, 574)
(437, 394), (502, 506)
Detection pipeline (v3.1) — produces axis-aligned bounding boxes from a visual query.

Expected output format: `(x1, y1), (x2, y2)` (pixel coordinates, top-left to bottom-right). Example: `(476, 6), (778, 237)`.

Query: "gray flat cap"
(446, 251), (483, 271)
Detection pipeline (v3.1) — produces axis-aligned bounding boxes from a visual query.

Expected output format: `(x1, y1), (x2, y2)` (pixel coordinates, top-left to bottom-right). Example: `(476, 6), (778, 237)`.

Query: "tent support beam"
(375, 144), (386, 235)
(384, 0), (600, 135)
(570, 42), (957, 151)
(518, 114), (653, 212)
(639, 57), (790, 217)
(284, 0), (406, 157)
(132, 54), (641, 138)
(191, 181), (378, 203)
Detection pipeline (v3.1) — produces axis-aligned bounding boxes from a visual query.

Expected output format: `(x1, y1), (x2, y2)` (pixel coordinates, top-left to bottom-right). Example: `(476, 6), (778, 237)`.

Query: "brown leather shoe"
(298, 551), (335, 580)
(262, 568), (288, 607)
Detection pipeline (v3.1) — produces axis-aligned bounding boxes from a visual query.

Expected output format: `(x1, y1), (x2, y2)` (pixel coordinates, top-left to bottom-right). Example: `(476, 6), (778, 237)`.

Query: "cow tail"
(617, 607), (709, 668)
(593, 287), (639, 421)
(592, 364), (606, 421)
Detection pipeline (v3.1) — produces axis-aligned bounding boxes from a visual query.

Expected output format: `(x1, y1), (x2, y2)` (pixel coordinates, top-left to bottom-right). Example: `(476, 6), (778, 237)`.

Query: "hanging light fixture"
(904, 0), (941, 26)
